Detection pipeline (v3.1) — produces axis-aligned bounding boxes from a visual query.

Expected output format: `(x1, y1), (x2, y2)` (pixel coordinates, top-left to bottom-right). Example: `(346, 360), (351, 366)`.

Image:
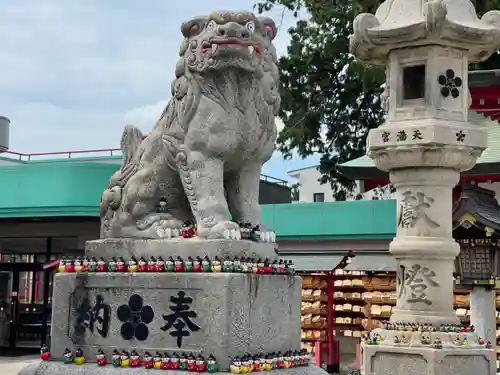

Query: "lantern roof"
(349, 0), (500, 66)
(452, 184), (500, 232)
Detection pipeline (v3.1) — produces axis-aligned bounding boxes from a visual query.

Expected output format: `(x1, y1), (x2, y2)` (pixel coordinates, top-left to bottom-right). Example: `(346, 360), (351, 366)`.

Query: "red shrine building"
(340, 69), (500, 204)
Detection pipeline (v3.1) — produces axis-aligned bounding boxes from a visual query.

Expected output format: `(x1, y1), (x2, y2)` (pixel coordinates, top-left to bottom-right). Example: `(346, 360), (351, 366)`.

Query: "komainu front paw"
(198, 220), (240, 240)
(239, 222), (276, 243)
(136, 213), (184, 239)
(259, 230), (276, 243)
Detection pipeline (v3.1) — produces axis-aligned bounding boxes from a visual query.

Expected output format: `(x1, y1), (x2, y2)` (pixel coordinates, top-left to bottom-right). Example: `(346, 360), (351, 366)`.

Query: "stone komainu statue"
(100, 11), (280, 239)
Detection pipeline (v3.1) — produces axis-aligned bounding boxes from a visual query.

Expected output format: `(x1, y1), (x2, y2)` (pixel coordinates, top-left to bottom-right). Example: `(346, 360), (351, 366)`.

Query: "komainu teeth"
(212, 44), (218, 53)
(248, 45), (254, 54)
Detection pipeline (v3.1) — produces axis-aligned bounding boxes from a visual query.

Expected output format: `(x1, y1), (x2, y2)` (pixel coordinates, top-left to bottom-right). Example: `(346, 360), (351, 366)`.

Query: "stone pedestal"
(389, 168), (461, 327)
(360, 331), (496, 375)
(85, 238), (277, 261)
(21, 239), (325, 375)
(470, 287), (497, 353)
(19, 362), (328, 375)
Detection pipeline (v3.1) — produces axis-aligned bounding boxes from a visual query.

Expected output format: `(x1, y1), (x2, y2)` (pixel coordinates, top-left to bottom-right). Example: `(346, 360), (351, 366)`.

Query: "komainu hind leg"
(177, 149), (240, 240)
(136, 175), (193, 238)
(111, 166), (192, 238)
(226, 163), (276, 243)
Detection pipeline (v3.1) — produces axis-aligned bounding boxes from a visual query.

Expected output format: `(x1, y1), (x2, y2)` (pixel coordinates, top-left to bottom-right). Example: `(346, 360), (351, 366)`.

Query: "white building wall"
(289, 165), (500, 204)
(290, 112), (500, 203)
(288, 166), (367, 202)
(288, 167), (337, 202)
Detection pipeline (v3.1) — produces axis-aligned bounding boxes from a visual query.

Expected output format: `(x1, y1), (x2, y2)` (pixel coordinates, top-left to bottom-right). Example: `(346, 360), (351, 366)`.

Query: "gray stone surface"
(361, 343), (496, 375)
(100, 11), (281, 240)
(51, 272), (301, 371)
(85, 238), (277, 261)
(470, 287), (497, 354)
(20, 362), (327, 375)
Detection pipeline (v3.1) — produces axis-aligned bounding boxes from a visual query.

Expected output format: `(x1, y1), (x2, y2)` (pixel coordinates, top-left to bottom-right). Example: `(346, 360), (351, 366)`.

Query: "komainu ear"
(181, 16), (208, 38)
(258, 17), (277, 41)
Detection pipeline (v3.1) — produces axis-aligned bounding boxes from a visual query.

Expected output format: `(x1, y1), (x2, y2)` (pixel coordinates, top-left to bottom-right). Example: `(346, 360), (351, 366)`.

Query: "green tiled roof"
(341, 112), (500, 168)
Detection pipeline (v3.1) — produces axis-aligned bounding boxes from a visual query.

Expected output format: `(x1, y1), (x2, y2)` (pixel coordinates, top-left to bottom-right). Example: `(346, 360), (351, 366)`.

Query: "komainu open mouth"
(202, 39), (261, 56)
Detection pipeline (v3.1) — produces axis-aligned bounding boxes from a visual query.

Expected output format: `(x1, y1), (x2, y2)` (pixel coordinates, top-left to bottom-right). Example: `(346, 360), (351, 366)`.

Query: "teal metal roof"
(0, 155), (397, 239)
(261, 200), (396, 239)
(0, 146), (398, 239)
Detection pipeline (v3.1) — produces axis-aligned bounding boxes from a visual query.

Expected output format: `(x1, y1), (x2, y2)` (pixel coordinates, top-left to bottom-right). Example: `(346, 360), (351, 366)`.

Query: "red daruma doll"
(161, 353), (171, 370)
(148, 257), (157, 272)
(40, 345), (50, 361)
(174, 257), (185, 272)
(138, 257), (148, 272)
(196, 355), (206, 373)
(116, 257), (127, 272)
(65, 260), (75, 273)
(96, 257), (107, 272)
(170, 352), (180, 370)
(187, 354), (197, 372)
(143, 352), (154, 369)
(130, 350), (141, 368)
(96, 349), (107, 367)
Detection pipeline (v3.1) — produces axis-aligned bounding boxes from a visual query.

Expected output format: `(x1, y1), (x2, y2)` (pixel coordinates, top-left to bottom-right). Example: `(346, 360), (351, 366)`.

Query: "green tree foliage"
(256, 0), (500, 200)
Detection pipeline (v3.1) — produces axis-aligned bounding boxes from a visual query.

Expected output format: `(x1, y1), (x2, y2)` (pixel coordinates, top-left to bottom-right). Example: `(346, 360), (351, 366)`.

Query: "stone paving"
(0, 356), (37, 375)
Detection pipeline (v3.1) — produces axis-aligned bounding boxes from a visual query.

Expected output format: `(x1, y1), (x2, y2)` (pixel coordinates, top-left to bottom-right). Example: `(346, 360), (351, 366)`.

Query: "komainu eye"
(206, 20), (217, 32)
(245, 21), (255, 33)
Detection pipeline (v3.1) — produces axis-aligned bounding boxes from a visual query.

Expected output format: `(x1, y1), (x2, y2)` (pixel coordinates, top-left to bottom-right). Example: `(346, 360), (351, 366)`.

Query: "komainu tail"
(121, 125), (144, 166)
(99, 125), (145, 219)
(116, 125), (145, 187)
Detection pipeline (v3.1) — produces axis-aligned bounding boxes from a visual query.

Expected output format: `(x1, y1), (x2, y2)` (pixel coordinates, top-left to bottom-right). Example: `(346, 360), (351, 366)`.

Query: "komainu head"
(178, 11), (277, 76)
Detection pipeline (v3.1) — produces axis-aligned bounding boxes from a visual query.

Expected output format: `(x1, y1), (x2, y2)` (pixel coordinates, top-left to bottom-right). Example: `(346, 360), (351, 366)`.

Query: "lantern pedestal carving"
(388, 168), (463, 327)
(360, 332), (496, 375)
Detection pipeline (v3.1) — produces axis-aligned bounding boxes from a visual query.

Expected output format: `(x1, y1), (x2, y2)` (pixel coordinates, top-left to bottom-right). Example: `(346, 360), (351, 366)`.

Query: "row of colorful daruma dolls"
(42, 346), (219, 372)
(228, 350), (311, 374)
(42, 345), (311, 373)
(57, 256), (296, 275)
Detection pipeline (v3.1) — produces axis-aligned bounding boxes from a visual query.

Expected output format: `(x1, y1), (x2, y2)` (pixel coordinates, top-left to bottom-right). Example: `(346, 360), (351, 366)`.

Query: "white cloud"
(0, 0), (318, 178)
(123, 101), (169, 130)
(275, 117), (285, 133)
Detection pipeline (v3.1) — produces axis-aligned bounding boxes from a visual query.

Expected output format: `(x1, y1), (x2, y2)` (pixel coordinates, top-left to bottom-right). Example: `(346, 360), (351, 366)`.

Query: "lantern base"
(360, 334), (496, 375)
(19, 362), (328, 375)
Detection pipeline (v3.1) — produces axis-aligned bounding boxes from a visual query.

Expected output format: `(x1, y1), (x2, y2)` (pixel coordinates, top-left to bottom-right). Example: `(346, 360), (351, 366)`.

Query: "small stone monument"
(350, 0), (500, 374)
(21, 11), (326, 375)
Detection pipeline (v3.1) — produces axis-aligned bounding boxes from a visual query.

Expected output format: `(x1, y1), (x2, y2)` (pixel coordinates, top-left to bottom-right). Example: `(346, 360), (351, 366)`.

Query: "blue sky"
(0, 0), (319, 181)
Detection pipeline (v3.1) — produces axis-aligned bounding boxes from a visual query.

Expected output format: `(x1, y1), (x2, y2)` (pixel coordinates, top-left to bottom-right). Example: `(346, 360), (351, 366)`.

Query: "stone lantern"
(350, 1), (500, 374)
(455, 241), (499, 287)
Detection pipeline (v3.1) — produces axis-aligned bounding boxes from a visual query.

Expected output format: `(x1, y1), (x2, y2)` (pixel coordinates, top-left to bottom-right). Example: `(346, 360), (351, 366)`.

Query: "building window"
(313, 193), (325, 202)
